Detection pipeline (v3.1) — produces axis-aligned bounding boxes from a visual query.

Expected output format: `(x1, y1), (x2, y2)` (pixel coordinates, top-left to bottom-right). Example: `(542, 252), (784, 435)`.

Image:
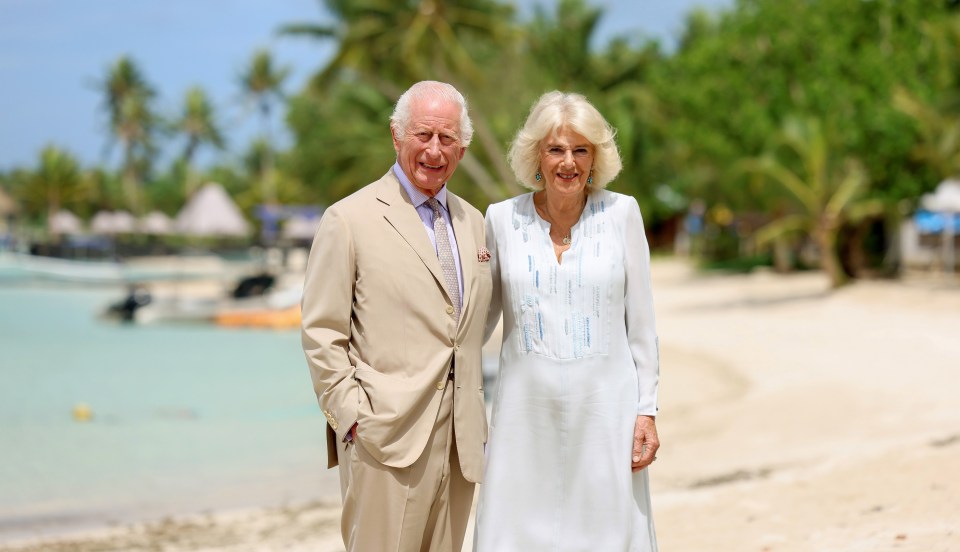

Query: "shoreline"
(4, 259), (959, 551)
(0, 499), (346, 552)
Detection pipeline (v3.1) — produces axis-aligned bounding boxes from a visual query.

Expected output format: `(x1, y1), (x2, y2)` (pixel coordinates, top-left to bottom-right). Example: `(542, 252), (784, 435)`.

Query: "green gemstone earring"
(535, 171), (542, 182)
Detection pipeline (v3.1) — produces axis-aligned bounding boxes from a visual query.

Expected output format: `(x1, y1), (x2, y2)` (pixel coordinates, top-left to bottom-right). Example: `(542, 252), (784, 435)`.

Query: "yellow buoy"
(72, 403), (93, 422)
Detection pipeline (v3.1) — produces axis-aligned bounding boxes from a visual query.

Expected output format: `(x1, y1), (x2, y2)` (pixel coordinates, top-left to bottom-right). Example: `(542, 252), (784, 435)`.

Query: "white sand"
(3, 259), (958, 551)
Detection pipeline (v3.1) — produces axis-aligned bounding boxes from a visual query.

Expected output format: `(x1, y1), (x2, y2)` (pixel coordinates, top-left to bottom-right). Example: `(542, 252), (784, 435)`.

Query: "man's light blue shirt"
(392, 162), (464, 298)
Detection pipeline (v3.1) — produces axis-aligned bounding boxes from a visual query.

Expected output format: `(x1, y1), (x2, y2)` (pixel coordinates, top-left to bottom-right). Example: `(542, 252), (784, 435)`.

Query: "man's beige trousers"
(337, 382), (473, 552)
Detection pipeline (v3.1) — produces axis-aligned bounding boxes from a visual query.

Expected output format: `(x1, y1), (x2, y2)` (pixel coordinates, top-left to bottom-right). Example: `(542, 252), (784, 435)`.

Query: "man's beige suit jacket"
(301, 170), (493, 483)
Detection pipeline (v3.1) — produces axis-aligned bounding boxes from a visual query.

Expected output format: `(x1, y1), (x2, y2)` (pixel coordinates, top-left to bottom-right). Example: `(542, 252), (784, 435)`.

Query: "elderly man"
(301, 81), (492, 552)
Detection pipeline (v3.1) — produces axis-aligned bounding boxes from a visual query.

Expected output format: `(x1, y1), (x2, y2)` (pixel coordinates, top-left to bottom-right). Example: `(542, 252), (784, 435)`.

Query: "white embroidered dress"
(475, 190), (659, 552)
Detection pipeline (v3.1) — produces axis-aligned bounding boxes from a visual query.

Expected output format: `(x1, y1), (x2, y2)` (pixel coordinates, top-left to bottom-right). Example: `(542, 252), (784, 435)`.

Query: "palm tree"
(281, 0), (513, 92)
(280, 0), (522, 200)
(175, 86), (225, 195)
(739, 117), (884, 288)
(98, 56), (159, 213)
(239, 49), (289, 206)
(23, 146), (84, 224)
(894, 88), (960, 181)
(101, 56), (153, 127)
(526, 0), (603, 91)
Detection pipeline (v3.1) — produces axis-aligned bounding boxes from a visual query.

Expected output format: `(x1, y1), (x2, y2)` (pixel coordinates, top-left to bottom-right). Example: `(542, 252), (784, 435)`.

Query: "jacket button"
(446, 305), (455, 315)
(436, 380), (446, 390)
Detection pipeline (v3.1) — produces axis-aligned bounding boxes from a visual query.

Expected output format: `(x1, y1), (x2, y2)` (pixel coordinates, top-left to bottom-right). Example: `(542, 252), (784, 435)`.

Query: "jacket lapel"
(448, 193), (475, 316)
(376, 172), (447, 298)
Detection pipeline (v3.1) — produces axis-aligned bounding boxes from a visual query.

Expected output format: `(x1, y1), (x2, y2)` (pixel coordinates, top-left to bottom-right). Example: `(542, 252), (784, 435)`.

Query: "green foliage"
(285, 80), (397, 206)
(97, 56), (162, 213)
(281, 0), (515, 94)
(739, 116), (884, 287)
(653, 0), (951, 211)
(699, 253), (773, 274)
(176, 87), (225, 165)
(8, 0), (960, 276)
(239, 49), (290, 120)
(16, 146), (83, 220)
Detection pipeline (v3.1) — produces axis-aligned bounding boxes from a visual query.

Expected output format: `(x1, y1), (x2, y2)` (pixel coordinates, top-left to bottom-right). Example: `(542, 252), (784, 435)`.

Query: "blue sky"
(0, 0), (732, 171)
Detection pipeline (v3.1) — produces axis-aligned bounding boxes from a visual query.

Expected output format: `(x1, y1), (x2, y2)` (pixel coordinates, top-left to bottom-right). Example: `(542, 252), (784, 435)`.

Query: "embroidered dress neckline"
(528, 193), (589, 266)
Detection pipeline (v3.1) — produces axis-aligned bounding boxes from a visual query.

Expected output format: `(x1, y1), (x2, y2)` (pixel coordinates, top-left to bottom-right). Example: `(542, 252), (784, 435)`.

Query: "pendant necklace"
(541, 198), (575, 246)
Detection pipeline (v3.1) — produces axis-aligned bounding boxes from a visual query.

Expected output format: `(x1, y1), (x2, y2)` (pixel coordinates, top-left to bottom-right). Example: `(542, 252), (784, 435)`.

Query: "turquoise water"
(0, 284), (335, 540)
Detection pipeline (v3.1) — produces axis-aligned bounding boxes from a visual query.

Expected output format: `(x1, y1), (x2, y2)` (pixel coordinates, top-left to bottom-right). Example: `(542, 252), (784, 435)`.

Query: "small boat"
(101, 273), (302, 328)
(215, 303), (301, 330)
(0, 252), (123, 284)
(0, 251), (239, 285)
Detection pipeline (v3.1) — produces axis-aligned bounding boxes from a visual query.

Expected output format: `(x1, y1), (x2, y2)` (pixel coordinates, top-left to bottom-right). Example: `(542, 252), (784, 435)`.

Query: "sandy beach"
(3, 258), (958, 552)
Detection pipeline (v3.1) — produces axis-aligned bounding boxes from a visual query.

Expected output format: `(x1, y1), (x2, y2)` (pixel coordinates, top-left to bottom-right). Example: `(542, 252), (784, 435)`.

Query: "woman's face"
(539, 127), (594, 199)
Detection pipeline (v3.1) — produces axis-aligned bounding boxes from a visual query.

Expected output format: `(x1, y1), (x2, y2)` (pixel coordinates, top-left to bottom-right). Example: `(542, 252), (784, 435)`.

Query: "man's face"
(392, 97), (466, 197)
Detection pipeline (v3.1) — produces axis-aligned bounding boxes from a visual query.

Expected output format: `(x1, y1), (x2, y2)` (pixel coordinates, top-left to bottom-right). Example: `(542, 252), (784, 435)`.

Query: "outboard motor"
(107, 285), (152, 322)
(232, 273), (276, 299)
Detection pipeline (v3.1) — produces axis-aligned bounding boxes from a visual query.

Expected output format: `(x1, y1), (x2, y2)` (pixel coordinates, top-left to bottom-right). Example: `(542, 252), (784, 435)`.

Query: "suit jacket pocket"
(354, 367), (444, 468)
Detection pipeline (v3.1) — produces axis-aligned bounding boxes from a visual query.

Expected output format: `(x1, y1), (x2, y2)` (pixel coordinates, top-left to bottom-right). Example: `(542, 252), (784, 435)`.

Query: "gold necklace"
(540, 194), (584, 246)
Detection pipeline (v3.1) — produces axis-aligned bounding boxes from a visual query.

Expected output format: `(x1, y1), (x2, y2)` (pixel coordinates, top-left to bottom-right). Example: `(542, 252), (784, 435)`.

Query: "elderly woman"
(475, 92), (660, 551)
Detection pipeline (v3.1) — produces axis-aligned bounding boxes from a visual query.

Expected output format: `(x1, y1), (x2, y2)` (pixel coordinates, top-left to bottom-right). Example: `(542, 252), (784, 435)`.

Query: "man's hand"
(345, 422), (358, 444)
(631, 415), (659, 472)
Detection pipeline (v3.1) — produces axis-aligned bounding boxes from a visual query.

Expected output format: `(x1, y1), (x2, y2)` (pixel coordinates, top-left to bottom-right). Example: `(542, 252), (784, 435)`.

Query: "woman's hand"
(632, 415), (659, 472)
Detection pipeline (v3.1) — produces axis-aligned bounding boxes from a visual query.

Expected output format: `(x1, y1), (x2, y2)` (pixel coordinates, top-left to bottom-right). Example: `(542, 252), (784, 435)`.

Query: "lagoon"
(0, 283), (335, 541)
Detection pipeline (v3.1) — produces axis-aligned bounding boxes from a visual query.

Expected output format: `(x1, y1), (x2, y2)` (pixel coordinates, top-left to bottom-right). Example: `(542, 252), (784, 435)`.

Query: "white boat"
(0, 252), (247, 285)
(0, 252), (123, 284)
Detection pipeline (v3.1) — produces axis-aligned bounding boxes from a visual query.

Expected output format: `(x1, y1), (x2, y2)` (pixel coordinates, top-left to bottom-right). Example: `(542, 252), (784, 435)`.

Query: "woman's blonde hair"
(507, 91), (622, 191)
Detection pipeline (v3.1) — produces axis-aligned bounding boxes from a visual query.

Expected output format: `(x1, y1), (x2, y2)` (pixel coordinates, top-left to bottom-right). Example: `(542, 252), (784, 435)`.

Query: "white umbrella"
(282, 214), (322, 240)
(91, 211), (137, 234)
(175, 183), (251, 237)
(90, 211), (113, 234)
(921, 179), (960, 211)
(139, 211), (174, 235)
(48, 210), (83, 235)
(111, 211), (137, 233)
(921, 179), (960, 274)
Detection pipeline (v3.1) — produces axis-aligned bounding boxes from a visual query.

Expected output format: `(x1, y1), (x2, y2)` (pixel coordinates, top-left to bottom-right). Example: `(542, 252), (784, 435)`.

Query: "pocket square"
(477, 246), (491, 263)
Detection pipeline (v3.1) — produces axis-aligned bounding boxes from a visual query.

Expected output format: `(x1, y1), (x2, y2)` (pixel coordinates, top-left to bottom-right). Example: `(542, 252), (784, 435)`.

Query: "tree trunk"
(458, 153), (504, 202)
(122, 142), (141, 214)
(772, 236), (793, 273)
(471, 113), (522, 198)
(817, 225), (848, 288)
(261, 103), (276, 206)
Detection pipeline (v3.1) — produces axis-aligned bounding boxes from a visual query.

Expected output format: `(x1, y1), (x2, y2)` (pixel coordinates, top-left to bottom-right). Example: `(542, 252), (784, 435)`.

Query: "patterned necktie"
(427, 197), (461, 321)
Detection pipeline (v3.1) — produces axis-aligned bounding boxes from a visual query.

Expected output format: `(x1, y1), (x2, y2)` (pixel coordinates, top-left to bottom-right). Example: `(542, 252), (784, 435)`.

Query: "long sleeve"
(622, 197), (659, 416)
(300, 205), (360, 443)
(483, 205), (503, 345)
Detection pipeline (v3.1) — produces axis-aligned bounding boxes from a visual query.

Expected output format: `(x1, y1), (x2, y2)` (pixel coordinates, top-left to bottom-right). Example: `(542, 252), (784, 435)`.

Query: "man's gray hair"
(390, 81), (474, 147)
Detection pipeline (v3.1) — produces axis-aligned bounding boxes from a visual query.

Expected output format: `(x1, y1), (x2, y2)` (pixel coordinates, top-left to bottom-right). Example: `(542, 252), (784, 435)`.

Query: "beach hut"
(111, 211), (137, 234)
(175, 183), (251, 237)
(48, 210), (83, 235)
(90, 210), (138, 235)
(921, 179), (960, 273)
(90, 211), (113, 234)
(139, 211), (174, 235)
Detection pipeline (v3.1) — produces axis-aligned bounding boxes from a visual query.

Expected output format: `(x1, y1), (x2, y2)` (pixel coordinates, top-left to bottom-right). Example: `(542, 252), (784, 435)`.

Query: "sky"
(0, 0), (732, 172)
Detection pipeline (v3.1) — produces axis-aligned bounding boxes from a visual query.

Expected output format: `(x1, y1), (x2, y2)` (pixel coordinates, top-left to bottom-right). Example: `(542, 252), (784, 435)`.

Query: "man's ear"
(457, 147), (466, 160)
(391, 127), (401, 153)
